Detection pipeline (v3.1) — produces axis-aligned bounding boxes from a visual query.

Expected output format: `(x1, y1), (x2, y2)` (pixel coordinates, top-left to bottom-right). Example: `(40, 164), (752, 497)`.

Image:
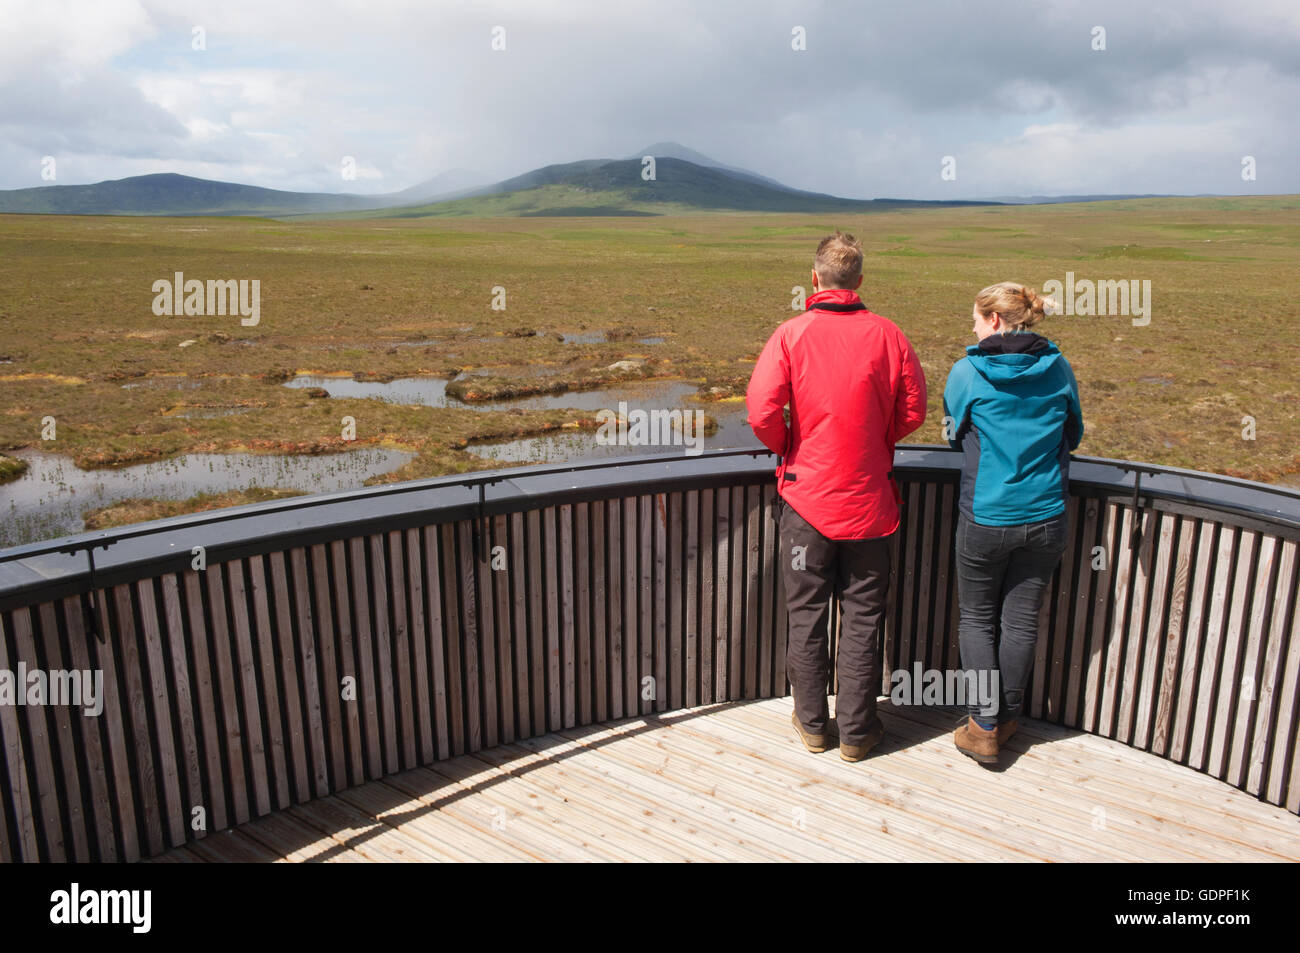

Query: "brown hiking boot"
(954, 716), (999, 764)
(839, 718), (884, 762)
(997, 719), (1018, 746)
(791, 712), (838, 753)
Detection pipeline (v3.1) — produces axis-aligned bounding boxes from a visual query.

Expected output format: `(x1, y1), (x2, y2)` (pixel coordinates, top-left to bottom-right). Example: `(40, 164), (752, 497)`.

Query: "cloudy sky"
(1, 0), (1297, 199)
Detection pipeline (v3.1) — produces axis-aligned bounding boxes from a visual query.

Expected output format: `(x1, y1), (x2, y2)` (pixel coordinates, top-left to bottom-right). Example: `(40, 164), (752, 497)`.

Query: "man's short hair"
(814, 230), (863, 288)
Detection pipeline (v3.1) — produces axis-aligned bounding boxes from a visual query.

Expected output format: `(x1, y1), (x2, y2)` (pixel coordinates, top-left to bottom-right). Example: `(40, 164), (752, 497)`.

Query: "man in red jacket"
(747, 231), (927, 761)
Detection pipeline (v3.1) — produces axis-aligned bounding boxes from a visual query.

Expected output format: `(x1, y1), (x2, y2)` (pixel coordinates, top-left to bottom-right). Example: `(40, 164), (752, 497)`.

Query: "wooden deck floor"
(151, 697), (1300, 862)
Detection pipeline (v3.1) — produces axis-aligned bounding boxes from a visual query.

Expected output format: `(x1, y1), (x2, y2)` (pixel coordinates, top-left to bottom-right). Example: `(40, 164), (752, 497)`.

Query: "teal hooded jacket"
(942, 332), (1083, 526)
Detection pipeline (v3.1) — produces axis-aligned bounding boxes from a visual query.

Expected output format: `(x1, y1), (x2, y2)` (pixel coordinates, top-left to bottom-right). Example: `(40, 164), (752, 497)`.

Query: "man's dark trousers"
(778, 496), (891, 746)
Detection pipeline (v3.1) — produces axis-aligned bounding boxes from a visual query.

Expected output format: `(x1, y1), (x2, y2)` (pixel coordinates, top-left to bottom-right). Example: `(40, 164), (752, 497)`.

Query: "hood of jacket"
(964, 331), (1062, 384)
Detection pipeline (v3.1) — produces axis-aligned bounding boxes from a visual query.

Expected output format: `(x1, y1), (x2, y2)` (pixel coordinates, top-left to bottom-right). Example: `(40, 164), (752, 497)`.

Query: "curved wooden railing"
(0, 446), (1297, 861)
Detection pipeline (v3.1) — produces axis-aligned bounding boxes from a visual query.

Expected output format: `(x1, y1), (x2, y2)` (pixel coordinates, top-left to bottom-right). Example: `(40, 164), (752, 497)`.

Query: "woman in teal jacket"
(942, 282), (1083, 763)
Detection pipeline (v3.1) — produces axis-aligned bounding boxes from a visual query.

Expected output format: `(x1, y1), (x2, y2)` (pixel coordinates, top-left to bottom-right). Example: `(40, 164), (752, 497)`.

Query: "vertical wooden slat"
(727, 487), (745, 702)
(422, 525), (451, 761)
(510, 512), (533, 739)
(743, 485), (761, 700)
(0, 612), (40, 860)
(638, 494), (655, 712)
(277, 550), (326, 799)
(524, 510), (546, 735)
(364, 535), (400, 773)
(346, 537), (383, 776)
(1188, 526), (1238, 771)
(473, 520), (499, 751)
(667, 493), (684, 711)
(246, 556), (290, 810)
(559, 504), (577, 727)
(654, 493), (670, 712)
(183, 572), (229, 835)
(1207, 530), (1257, 779)
(574, 503), (593, 726)
(60, 595), (117, 860)
(1226, 533), (1274, 788)
(110, 585), (163, 855)
(404, 528), (435, 766)
(1171, 521), (1215, 763)
(1151, 517), (1197, 756)
(313, 542), (357, 787)
(1097, 505), (1136, 737)
(455, 520), (481, 752)
(224, 563), (271, 817)
(606, 500), (625, 720)
(1250, 539), (1296, 797)
(133, 579), (186, 845)
(700, 489), (716, 705)
(1132, 513), (1178, 749)
(35, 601), (90, 861)
(591, 502), (609, 724)
(714, 487), (731, 703)
(383, 532), (418, 769)
(436, 523), (465, 757)
(543, 508), (562, 732)
(493, 514), (516, 745)
(1115, 511), (1154, 744)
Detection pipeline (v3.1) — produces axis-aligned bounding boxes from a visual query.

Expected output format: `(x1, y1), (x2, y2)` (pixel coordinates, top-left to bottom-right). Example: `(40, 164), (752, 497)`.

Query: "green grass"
(1, 195), (1298, 514)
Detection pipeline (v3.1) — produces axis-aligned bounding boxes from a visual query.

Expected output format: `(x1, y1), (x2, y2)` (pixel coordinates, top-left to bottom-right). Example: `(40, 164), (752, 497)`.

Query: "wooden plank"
(1115, 510), (1154, 744)
(438, 522), (465, 757)
(606, 500), (625, 720)
(685, 489), (700, 708)
(84, 588), (138, 858)
(272, 551), (322, 800)
(559, 503), (577, 727)
(1226, 533), (1274, 789)
(623, 495), (640, 713)
(1132, 512), (1178, 749)
(1041, 497), (1081, 721)
(421, 525), (451, 761)
(713, 487), (730, 703)
(403, 528), (435, 766)
(1080, 502), (1120, 734)
(523, 510), (546, 737)
(345, 537), (383, 778)
(35, 601), (90, 861)
(699, 488), (715, 705)
(1266, 543), (1300, 807)
(1207, 530), (1257, 780)
(1250, 539), (1296, 797)
(1097, 504), (1136, 737)
(1150, 517), (1197, 757)
(743, 485), (761, 700)
(913, 482), (938, 678)
(455, 520), (482, 752)
(728, 486), (746, 702)
(473, 518), (499, 751)
(0, 612), (39, 861)
(158, 577), (205, 838)
(364, 535), (400, 774)
(60, 595), (117, 860)
(931, 483), (957, 674)
(224, 562), (271, 818)
(1170, 521), (1215, 763)
(493, 514), (516, 746)
(384, 532), (418, 769)
(1063, 498), (1101, 725)
(182, 572), (228, 836)
(133, 579), (187, 846)
(591, 502), (608, 724)
(574, 503), (592, 726)
(312, 541), (357, 788)
(1188, 526), (1238, 771)
(111, 584), (164, 855)
(667, 492), (684, 710)
(246, 556), (291, 810)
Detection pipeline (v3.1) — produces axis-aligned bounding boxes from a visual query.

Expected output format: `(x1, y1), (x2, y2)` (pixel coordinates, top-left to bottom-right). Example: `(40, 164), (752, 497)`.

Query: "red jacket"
(746, 288), (927, 539)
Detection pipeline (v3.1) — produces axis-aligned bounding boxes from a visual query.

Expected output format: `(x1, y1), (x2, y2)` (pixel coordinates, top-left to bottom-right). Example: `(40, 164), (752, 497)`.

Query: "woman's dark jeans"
(955, 510), (1069, 727)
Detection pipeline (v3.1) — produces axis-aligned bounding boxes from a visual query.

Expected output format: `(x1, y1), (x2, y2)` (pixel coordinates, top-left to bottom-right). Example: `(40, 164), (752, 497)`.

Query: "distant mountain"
(630, 141), (797, 192)
(0, 149), (1002, 218)
(0, 173), (386, 216)
(379, 156), (998, 217)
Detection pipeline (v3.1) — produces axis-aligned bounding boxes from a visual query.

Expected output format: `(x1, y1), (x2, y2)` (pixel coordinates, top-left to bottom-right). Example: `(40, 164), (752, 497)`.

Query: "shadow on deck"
(151, 698), (1300, 863)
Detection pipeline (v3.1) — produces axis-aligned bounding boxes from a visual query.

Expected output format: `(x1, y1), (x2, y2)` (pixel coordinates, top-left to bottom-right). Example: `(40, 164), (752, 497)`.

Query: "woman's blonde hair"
(974, 282), (1058, 331)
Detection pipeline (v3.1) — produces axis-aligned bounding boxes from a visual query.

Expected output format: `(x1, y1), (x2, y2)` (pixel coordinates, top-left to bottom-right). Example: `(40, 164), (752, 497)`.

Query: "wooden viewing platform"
(149, 697), (1300, 863)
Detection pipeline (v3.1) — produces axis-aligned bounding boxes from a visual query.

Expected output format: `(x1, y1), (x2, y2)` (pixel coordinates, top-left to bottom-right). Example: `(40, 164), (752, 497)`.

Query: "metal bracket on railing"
(63, 538), (115, 643)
